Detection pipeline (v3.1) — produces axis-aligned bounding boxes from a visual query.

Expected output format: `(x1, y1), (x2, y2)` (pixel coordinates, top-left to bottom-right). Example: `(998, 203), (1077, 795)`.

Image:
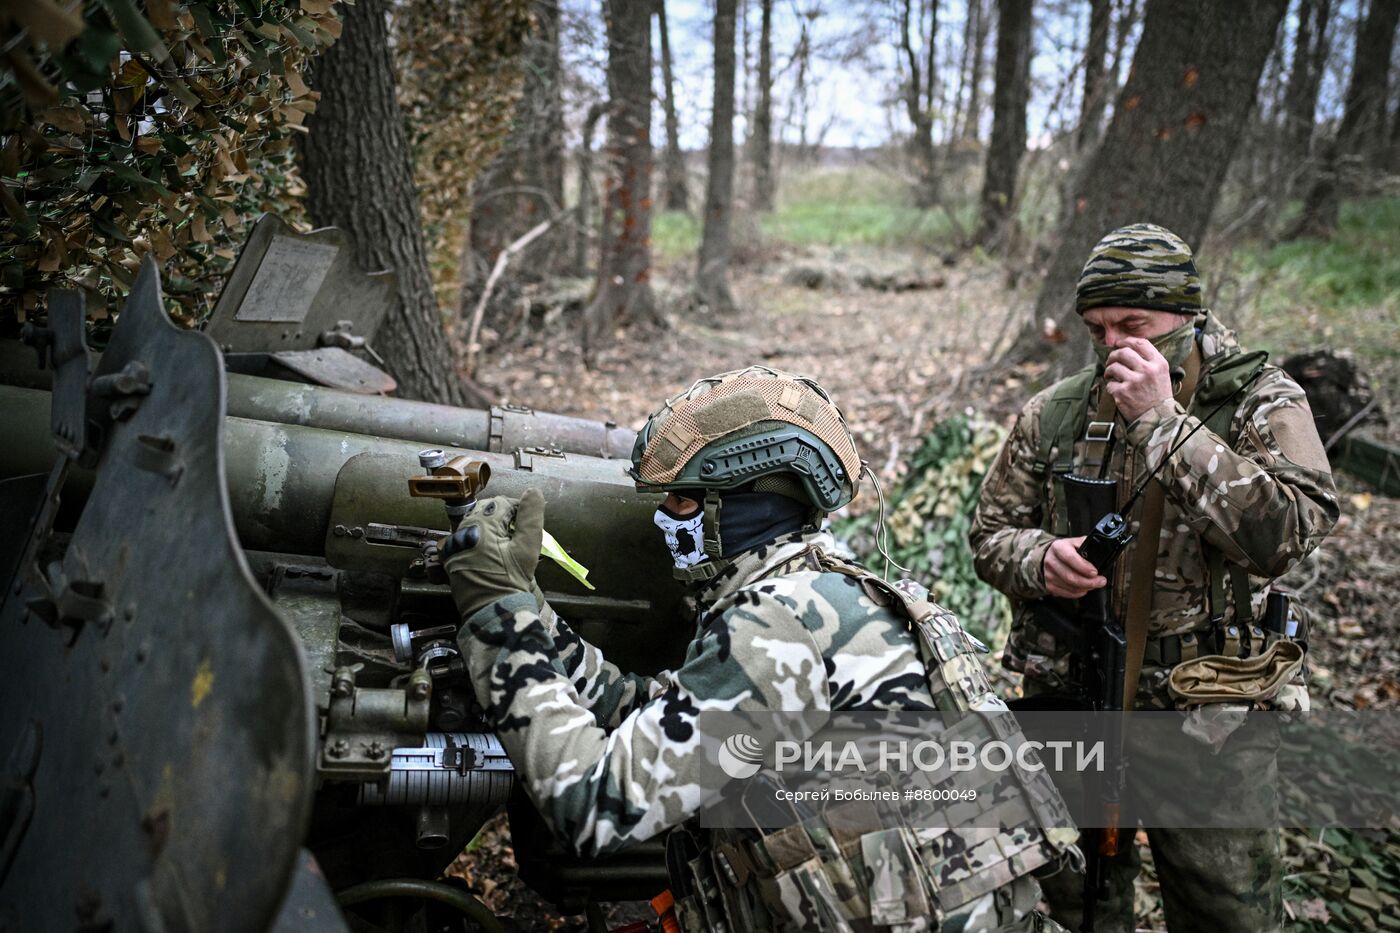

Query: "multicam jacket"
(461, 529), (961, 856)
(456, 529), (1075, 929)
(969, 313), (1339, 702)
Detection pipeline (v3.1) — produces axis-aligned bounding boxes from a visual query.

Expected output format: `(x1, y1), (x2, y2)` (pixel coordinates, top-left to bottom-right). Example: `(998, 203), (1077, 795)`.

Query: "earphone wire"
(863, 463), (911, 581)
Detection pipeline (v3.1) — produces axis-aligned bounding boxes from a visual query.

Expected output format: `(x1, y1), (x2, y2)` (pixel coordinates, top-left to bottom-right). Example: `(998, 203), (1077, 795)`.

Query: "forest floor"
(452, 195), (1400, 931)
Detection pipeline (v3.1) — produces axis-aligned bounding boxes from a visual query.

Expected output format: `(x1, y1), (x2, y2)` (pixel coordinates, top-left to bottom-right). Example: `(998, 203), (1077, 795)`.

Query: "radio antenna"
(1118, 365), (1266, 518)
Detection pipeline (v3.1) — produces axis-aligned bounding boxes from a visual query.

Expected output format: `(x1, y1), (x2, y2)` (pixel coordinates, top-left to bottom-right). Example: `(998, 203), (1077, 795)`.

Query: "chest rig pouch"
(661, 550), (1077, 932)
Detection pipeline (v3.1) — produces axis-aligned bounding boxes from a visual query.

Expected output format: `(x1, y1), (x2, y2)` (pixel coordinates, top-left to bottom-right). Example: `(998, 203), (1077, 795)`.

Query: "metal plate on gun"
(205, 214), (396, 354)
(0, 259), (315, 933)
(273, 347), (397, 395)
(235, 235), (338, 323)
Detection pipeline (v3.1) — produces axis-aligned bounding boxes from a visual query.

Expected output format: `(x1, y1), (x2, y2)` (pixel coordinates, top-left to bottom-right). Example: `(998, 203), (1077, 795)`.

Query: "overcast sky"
(560, 0), (1360, 153)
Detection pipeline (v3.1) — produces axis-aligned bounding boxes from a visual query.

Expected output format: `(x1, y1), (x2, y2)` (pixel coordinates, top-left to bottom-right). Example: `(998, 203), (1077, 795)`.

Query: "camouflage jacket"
(969, 313), (1338, 692)
(456, 529), (951, 859)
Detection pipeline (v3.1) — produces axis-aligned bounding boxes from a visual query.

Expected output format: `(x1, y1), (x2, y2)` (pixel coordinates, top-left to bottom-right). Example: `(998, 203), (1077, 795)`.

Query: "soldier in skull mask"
(440, 366), (1077, 931)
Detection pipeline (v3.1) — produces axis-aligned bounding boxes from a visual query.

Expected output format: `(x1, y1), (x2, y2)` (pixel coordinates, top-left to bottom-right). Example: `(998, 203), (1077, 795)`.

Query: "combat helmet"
(629, 365), (863, 579)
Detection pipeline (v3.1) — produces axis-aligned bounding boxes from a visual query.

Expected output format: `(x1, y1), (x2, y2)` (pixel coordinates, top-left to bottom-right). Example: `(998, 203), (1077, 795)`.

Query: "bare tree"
(1004, 0), (1289, 368)
(697, 0), (739, 313)
(975, 0), (1032, 250)
(657, 0), (689, 212)
(573, 102), (607, 276)
(1078, 0), (1112, 149)
(958, 0), (991, 142)
(1106, 0), (1142, 102)
(301, 0), (482, 406)
(783, 8), (818, 163)
(749, 0), (777, 210)
(1390, 95), (1400, 173)
(584, 0), (663, 355)
(1287, 0), (1400, 239)
(896, 0), (941, 206)
(1282, 0), (1332, 168)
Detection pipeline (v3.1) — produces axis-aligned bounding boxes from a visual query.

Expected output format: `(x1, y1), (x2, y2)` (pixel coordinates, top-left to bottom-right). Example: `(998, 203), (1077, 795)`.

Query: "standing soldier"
(970, 224), (1339, 932)
(440, 366), (1078, 931)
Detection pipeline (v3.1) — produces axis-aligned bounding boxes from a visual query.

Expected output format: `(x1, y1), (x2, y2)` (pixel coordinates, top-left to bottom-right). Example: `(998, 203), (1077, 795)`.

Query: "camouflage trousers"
(1025, 671), (1283, 933)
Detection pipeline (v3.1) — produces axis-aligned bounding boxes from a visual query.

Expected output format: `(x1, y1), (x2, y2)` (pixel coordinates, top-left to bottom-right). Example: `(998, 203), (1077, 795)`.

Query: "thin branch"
(464, 216), (559, 377)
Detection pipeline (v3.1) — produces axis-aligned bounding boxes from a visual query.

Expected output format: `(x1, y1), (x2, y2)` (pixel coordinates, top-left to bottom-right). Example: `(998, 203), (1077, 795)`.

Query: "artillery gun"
(0, 251), (686, 932)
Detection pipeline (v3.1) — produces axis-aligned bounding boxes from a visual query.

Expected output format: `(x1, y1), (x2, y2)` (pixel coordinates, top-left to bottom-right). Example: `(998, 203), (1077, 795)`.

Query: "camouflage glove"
(441, 489), (544, 620)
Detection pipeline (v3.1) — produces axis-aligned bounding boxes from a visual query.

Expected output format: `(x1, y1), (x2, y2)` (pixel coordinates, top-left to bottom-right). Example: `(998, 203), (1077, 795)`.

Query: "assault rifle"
(1061, 474), (1133, 933)
(1026, 475), (1132, 932)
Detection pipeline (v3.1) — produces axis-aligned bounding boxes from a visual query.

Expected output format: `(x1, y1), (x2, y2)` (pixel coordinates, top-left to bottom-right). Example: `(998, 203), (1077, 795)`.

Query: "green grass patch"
(652, 210), (700, 260)
(764, 167), (972, 250)
(1231, 198), (1400, 386)
(652, 167), (976, 259)
(1244, 199), (1400, 312)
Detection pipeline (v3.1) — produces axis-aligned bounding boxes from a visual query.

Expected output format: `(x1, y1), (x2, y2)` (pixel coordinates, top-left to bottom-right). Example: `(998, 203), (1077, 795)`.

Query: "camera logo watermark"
(718, 733), (765, 779)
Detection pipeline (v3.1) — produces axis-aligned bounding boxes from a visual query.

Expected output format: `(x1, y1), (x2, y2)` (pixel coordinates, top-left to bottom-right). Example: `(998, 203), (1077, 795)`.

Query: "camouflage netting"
(1, 0), (341, 324)
(835, 414), (1011, 644)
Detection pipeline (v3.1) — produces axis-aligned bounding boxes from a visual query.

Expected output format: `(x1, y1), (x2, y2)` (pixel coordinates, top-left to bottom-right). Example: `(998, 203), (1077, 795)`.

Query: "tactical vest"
(662, 548), (1078, 933)
(1032, 348), (1269, 646)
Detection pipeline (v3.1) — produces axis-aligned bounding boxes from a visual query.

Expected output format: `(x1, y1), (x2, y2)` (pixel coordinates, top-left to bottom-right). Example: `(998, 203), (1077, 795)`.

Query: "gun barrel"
(0, 384), (682, 640)
(225, 374), (637, 460)
(0, 352), (638, 460)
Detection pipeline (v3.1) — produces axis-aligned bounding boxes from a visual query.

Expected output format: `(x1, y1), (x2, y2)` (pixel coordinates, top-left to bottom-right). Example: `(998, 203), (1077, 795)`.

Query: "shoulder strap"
(1033, 365), (1099, 477)
(807, 550), (998, 711)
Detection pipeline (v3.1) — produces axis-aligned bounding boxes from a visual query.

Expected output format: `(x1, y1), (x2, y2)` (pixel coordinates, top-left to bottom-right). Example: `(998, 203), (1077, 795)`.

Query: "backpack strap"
(1032, 365), (1100, 478)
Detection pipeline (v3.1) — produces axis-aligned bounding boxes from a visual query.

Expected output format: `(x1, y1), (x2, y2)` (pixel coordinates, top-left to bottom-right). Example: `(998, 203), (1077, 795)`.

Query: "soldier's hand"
(1104, 337), (1172, 422)
(1043, 536), (1107, 599)
(441, 489), (545, 620)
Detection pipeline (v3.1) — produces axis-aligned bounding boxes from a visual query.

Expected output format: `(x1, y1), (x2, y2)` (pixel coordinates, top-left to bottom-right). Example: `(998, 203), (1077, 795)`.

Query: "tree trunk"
(466, 1), (565, 302)
(975, 0), (1032, 250)
(1390, 95), (1400, 173)
(1107, 0), (1141, 103)
(573, 102), (606, 276)
(1077, 0), (1112, 150)
(696, 0), (738, 313)
(898, 0), (940, 206)
(786, 19), (812, 162)
(961, 0), (990, 142)
(1004, 0), (1288, 370)
(657, 0), (689, 212)
(749, 0), (776, 210)
(300, 0), (480, 407)
(583, 0), (660, 355)
(1282, 0), (1329, 165)
(1288, 0), (1400, 239)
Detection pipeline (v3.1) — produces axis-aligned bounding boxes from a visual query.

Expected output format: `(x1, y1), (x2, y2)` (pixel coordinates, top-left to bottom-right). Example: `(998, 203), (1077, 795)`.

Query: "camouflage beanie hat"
(1075, 223), (1202, 316)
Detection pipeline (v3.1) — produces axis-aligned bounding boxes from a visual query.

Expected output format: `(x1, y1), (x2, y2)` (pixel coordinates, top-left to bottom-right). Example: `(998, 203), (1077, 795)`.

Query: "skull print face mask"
(653, 502), (708, 571)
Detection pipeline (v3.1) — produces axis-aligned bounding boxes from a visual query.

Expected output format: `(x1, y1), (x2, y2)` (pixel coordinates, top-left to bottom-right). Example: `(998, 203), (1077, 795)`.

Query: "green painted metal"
(225, 374), (636, 460)
(0, 384), (686, 673)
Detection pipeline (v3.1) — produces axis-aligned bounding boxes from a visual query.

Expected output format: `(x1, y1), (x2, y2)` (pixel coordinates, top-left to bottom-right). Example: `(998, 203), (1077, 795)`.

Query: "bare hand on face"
(1104, 337), (1173, 422)
(1043, 536), (1108, 599)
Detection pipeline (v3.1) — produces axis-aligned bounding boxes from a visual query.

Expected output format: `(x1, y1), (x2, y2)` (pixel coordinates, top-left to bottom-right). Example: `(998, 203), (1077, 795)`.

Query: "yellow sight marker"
(541, 529), (595, 590)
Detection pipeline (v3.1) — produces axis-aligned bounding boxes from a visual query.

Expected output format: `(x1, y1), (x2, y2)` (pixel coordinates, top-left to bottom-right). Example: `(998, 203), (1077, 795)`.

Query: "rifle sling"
(1118, 346), (1201, 710)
